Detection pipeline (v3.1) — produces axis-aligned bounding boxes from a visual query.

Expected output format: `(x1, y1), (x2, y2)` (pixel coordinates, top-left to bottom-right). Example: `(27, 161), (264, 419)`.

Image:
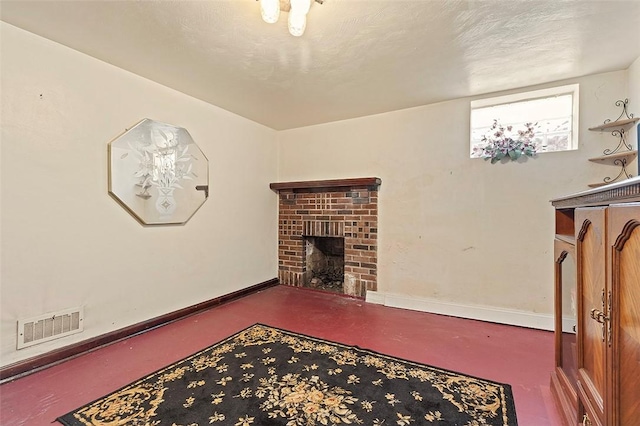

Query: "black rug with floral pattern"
(57, 324), (517, 426)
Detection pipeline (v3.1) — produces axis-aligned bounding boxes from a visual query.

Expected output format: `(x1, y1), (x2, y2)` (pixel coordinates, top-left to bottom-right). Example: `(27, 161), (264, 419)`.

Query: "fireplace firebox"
(304, 236), (344, 293)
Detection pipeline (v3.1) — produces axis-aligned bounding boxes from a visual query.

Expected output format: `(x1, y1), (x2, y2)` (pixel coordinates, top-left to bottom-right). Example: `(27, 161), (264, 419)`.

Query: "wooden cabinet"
(551, 177), (640, 425)
(576, 207), (607, 426)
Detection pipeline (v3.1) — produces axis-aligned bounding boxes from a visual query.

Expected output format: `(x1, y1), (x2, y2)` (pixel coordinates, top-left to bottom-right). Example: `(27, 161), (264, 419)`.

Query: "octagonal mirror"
(108, 118), (209, 225)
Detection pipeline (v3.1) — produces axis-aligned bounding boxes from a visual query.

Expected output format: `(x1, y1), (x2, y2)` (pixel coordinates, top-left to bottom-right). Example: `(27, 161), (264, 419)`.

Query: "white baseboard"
(365, 290), (555, 331)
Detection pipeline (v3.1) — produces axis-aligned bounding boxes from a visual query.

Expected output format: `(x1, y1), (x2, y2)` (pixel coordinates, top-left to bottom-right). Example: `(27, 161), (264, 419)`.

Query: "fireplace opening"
(304, 236), (344, 294)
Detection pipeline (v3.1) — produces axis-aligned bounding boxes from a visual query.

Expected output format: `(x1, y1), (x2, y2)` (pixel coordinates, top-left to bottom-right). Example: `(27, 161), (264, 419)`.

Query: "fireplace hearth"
(270, 177), (381, 298)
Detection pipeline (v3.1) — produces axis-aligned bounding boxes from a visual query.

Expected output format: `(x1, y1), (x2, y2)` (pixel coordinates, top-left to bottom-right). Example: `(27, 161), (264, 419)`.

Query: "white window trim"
(470, 83), (580, 155)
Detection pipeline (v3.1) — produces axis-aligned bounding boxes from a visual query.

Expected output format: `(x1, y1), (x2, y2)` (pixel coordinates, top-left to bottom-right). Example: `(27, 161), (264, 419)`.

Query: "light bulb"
(288, 11), (306, 36)
(260, 0), (280, 24)
(290, 0), (311, 15)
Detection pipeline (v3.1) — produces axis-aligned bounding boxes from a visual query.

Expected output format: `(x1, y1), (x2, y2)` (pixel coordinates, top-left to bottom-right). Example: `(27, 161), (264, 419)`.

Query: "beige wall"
(627, 56), (640, 170)
(630, 56), (640, 100)
(277, 70), (629, 326)
(0, 23), (278, 367)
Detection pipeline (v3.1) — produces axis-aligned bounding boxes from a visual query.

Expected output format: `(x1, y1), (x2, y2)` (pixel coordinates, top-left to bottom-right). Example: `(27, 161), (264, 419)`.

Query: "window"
(470, 84), (579, 158)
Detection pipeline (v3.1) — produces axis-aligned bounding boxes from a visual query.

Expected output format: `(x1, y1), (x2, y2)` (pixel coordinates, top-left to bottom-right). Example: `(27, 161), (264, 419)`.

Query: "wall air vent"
(17, 307), (84, 350)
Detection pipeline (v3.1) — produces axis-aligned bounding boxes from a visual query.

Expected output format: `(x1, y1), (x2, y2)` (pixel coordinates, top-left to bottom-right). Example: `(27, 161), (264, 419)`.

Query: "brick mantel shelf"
(271, 177), (381, 298)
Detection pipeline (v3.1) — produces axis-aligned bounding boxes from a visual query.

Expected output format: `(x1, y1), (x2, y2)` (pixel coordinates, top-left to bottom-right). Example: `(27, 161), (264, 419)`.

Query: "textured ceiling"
(1, 0), (639, 130)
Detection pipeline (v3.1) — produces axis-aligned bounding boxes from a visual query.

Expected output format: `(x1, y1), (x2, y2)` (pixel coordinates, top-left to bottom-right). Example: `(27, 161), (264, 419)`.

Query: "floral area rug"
(57, 324), (517, 425)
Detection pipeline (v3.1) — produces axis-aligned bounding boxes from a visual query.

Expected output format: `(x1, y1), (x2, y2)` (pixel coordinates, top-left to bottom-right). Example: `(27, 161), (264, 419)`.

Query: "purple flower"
(477, 119), (538, 163)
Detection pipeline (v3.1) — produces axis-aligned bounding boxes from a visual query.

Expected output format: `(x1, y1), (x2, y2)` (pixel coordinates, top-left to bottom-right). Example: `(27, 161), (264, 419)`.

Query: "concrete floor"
(0, 285), (562, 425)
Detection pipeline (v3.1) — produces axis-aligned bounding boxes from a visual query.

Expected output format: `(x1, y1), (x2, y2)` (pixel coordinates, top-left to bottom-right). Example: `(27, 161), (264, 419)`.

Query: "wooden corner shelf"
(586, 100), (638, 188)
(587, 182), (610, 188)
(588, 117), (639, 131)
(588, 150), (637, 163)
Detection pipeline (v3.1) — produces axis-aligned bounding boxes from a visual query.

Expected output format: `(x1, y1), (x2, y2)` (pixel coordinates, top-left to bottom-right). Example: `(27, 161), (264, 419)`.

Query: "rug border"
(56, 322), (518, 425)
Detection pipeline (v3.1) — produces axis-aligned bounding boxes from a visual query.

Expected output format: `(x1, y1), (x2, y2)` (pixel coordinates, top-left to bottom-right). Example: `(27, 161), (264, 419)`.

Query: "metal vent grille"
(17, 307), (84, 349)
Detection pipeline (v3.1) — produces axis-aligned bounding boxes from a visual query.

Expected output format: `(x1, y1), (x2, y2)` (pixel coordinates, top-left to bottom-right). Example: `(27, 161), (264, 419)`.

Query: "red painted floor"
(0, 285), (562, 425)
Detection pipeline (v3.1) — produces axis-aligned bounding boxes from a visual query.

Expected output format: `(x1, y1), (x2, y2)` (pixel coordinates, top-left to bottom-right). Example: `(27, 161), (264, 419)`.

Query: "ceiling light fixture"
(258, 0), (323, 37)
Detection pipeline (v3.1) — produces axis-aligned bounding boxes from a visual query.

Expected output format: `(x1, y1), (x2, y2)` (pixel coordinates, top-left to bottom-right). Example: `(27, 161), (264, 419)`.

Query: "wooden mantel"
(270, 177), (381, 192)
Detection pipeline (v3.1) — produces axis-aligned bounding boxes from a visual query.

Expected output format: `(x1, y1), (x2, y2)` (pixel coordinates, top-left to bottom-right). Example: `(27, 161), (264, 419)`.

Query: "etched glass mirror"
(108, 119), (209, 225)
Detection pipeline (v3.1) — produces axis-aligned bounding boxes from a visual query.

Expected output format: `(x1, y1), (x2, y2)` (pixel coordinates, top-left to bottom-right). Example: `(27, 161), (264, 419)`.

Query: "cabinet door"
(575, 207), (607, 425)
(551, 239), (579, 425)
(608, 203), (640, 426)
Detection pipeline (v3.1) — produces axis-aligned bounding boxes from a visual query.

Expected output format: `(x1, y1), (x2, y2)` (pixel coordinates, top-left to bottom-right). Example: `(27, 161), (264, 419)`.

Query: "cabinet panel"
(551, 239), (579, 425)
(575, 207), (607, 422)
(560, 248), (578, 387)
(608, 204), (640, 425)
(580, 386), (603, 426)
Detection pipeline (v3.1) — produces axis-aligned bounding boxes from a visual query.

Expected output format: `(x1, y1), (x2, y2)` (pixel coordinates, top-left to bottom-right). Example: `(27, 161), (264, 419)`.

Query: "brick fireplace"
(270, 178), (381, 298)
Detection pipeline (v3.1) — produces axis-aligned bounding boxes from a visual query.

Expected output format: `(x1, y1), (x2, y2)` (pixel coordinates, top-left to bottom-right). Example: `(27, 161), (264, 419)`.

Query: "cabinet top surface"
(551, 176), (640, 208)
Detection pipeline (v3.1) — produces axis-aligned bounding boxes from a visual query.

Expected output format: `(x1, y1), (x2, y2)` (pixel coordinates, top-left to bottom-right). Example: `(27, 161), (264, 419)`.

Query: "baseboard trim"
(366, 290), (554, 331)
(0, 278), (279, 383)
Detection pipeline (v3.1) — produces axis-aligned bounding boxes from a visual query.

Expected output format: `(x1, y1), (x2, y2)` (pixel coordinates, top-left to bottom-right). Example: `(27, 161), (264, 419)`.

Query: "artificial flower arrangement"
(473, 120), (538, 164)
